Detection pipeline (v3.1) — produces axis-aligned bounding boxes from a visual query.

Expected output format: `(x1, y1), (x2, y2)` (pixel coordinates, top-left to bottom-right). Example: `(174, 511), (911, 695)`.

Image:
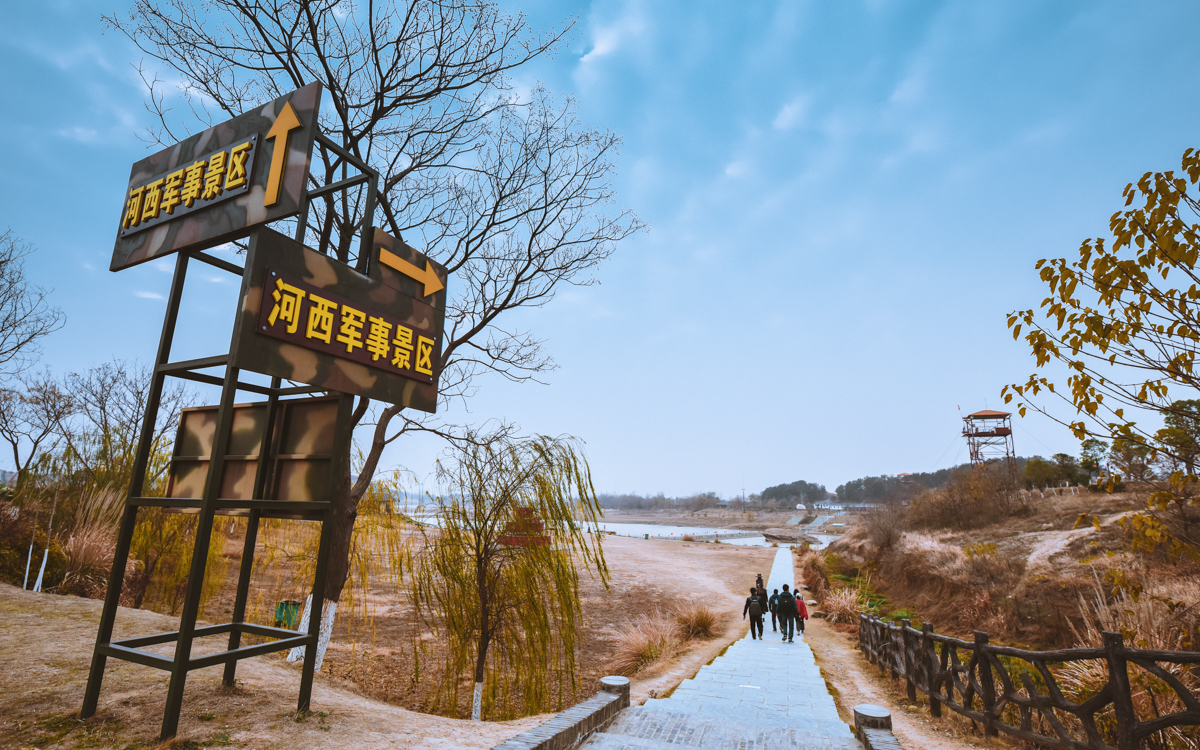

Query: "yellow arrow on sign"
(263, 102), (302, 207)
(379, 248), (445, 298)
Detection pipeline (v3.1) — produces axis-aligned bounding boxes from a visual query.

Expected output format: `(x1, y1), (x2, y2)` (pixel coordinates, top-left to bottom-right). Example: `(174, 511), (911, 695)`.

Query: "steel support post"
(82, 251), (190, 719)
(222, 377), (281, 687)
(160, 363), (242, 739)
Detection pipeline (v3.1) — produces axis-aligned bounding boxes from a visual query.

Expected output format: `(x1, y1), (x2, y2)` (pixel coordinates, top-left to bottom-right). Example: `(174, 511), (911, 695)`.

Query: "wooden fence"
(858, 614), (1200, 749)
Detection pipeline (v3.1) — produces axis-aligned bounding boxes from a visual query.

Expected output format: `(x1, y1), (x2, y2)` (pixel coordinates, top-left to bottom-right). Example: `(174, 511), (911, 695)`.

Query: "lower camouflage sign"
(232, 226), (448, 412)
(259, 268), (437, 384)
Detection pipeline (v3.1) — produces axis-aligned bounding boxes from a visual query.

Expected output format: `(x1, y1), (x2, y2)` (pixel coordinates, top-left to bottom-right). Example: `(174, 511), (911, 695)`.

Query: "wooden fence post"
(1104, 631), (1136, 750)
(860, 614), (872, 663)
(888, 622), (899, 681)
(901, 619), (917, 703)
(923, 622), (941, 718)
(883, 619), (892, 676)
(974, 631), (998, 737)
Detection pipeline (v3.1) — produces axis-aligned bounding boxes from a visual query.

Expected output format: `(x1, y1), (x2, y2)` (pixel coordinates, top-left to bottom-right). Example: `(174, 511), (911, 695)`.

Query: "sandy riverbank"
(0, 534), (776, 748)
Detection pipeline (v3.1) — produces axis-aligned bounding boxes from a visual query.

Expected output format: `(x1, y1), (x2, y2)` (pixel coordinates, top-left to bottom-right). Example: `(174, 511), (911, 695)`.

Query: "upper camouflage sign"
(110, 83), (322, 271)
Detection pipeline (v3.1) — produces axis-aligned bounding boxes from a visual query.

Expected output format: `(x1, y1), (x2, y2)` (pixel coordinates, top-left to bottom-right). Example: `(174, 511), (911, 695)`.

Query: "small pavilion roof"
(965, 410), (1010, 419)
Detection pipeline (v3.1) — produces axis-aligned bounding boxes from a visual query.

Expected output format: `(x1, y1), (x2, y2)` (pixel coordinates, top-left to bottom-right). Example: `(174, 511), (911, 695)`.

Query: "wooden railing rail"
(857, 614), (1200, 750)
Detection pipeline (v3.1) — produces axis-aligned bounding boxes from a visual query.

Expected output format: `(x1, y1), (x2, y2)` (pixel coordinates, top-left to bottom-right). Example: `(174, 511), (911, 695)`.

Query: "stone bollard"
(853, 704), (892, 731)
(600, 676), (631, 708)
(853, 705), (899, 750)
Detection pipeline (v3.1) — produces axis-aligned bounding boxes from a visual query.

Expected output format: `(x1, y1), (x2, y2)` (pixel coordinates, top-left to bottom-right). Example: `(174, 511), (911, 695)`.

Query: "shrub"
(0, 501), (67, 589)
(672, 598), (719, 639)
(862, 503), (907, 551)
(794, 546), (831, 604)
(680, 534), (695, 542)
(611, 612), (681, 675)
(907, 464), (1026, 530)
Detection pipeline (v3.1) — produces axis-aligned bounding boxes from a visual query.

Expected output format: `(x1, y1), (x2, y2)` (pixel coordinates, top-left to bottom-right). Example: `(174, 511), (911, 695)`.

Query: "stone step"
(640, 699), (855, 737)
(585, 706), (861, 749)
(581, 734), (685, 750)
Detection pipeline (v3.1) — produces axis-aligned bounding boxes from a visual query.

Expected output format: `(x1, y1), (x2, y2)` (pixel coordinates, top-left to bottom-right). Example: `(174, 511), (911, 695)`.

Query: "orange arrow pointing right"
(379, 248), (445, 298)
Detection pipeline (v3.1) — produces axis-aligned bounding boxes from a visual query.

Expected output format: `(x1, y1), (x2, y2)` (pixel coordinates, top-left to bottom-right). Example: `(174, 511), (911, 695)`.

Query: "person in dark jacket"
(768, 588), (780, 632)
(743, 587), (764, 639)
(777, 584), (797, 643)
(755, 586), (769, 623)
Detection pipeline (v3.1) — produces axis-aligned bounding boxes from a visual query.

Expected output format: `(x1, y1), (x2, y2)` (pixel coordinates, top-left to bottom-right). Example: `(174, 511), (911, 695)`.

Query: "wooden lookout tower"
(962, 410), (1017, 479)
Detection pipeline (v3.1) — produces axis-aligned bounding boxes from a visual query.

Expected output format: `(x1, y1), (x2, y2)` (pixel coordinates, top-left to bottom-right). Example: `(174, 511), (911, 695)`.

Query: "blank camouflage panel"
(110, 82), (322, 271)
(231, 227), (447, 412)
(167, 397), (339, 506)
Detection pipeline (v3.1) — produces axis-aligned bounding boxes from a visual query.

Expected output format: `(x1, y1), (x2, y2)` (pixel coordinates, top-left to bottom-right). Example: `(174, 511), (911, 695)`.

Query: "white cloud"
(772, 95), (811, 131)
(724, 160), (749, 178)
(56, 126), (100, 143)
(134, 290), (165, 300)
(577, 1), (647, 74)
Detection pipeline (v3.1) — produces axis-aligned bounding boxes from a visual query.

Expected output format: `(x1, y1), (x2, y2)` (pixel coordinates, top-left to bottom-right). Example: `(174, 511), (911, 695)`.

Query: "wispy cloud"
(56, 126), (100, 143)
(773, 94), (811, 131)
(134, 290), (164, 300)
(575, 0), (647, 84)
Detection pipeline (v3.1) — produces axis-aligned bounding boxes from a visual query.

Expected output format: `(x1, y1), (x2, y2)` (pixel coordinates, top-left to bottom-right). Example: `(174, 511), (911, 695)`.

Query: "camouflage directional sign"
(110, 83), (322, 271)
(232, 227), (448, 412)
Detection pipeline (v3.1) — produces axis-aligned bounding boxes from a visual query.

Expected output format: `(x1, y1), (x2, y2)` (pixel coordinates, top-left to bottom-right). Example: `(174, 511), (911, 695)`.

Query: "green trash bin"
(275, 599), (303, 629)
(644, 533), (649, 540)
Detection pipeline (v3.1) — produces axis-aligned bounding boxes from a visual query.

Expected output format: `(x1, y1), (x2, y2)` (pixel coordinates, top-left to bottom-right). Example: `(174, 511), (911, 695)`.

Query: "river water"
(598, 522), (838, 550)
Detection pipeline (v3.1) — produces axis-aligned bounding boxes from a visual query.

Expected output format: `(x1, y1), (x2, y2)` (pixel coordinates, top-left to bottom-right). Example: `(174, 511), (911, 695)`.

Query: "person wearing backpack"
(768, 588), (780, 632)
(743, 587), (764, 639)
(755, 586), (769, 622)
(777, 585), (797, 643)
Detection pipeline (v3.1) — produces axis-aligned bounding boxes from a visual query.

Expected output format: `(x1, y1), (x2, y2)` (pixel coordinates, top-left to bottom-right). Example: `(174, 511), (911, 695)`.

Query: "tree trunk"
(473, 561), (491, 721)
(473, 629), (489, 721)
(304, 402), (397, 669)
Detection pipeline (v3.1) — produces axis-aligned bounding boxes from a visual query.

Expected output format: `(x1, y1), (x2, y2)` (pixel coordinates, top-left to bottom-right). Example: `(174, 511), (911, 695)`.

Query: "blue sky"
(3, 1), (1199, 497)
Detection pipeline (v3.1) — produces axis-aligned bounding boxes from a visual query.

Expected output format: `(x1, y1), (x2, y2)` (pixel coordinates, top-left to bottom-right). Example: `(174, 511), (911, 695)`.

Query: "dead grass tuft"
(671, 598), (719, 639)
(610, 611), (682, 675)
(1056, 572), (1200, 749)
(824, 588), (862, 624)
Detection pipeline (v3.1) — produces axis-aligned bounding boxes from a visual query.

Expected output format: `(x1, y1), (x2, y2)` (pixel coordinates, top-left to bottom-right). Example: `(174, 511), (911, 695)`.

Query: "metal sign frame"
(81, 89), (404, 739)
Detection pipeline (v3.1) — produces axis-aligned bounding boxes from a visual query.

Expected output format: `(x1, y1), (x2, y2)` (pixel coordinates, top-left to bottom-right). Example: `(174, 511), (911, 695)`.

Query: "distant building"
(715, 500), (730, 509)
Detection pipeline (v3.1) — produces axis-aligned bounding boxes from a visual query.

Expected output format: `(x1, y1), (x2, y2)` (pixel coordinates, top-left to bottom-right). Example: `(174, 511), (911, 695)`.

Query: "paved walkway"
(582, 548), (860, 749)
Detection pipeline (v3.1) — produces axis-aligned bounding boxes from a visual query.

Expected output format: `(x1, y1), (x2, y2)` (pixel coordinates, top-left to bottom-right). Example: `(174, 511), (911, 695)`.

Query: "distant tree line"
(597, 492), (723, 511)
(760, 479), (826, 506)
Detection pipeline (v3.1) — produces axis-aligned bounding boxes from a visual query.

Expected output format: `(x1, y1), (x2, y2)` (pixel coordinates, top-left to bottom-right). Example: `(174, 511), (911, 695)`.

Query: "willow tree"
(410, 435), (607, 721)
(1004, 146), (1200, 558)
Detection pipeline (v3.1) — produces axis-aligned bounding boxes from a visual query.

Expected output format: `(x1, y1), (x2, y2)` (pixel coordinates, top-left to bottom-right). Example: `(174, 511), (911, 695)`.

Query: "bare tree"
(0, 230), (65, 382)
(106, 0), (642, 656)
(53, 362), (191, 495)
(0, 372), (76, 494)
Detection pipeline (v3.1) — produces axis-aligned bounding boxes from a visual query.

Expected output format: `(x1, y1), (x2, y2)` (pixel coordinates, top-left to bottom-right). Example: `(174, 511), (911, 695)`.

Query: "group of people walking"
(743, 571), (808, 643)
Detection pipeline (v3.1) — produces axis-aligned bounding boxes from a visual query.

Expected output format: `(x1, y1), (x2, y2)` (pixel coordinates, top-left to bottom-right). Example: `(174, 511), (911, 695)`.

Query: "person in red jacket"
(795, 591), (809, 634)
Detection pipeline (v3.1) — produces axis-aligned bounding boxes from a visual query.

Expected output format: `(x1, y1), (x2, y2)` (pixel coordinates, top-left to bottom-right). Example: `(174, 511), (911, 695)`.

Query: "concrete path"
(582, 548), (860, 749)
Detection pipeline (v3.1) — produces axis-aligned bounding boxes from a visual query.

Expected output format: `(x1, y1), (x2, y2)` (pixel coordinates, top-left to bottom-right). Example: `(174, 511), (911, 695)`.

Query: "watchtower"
(962, 410), (1017, 478)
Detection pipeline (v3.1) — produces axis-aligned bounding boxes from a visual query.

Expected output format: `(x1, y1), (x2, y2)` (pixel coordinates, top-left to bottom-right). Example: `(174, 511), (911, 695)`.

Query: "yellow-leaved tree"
(1004, 147), (1200, 560)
